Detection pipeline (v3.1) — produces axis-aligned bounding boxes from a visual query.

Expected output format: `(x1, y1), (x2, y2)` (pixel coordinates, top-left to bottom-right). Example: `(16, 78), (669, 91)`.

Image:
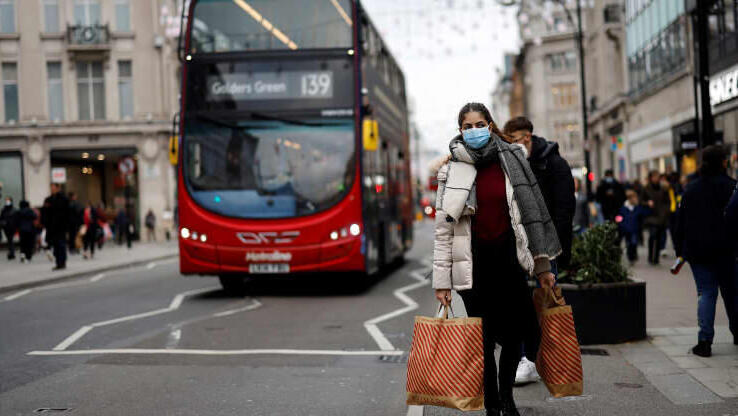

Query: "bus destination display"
(207, 71), (333, 101)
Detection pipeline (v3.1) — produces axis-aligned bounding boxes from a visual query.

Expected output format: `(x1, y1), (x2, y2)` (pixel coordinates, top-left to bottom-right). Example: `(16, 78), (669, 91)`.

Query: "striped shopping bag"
(533, 287), (584, 398)
(406, 305), (484, 411)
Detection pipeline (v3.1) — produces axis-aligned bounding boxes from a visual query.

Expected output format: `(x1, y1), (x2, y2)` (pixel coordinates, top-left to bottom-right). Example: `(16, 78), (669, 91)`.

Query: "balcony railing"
(66, 24), (110, 48)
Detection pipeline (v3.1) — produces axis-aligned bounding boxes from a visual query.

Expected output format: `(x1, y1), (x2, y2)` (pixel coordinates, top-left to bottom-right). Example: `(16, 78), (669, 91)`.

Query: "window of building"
(0, 152), (24, 204)
(2, 62), (18, 123)
(0, 0), (15, 33)
(47, 62), (64, 122)
(115, 0), (131, 32)
(546, 51), (577, 73)
(551, 83), (577, 109)
(77, 61), (105, 120)
(118, 60), (133, 119)
(604, 4), (621, 23)
(74, 0), (101, 25)
(43, 0), (60, 32)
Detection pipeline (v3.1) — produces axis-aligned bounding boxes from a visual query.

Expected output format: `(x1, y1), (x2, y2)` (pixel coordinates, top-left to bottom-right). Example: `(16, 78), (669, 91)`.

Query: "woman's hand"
(435, 289), (452, 306)
(537, 272), (556, 289)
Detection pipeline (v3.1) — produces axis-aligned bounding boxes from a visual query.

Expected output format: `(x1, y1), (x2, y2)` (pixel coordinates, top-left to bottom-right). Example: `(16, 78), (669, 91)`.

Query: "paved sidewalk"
(0, 241), (178, 293)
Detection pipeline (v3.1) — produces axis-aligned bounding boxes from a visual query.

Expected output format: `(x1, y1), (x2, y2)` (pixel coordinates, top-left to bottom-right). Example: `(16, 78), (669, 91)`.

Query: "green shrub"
(558, 222), (629, 285)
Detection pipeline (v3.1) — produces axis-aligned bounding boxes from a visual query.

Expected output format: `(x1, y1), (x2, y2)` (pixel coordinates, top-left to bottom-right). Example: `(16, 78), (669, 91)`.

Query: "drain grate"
(35, 409), (72, 413)
(614, 382), (643, 389)
(580, 348), (609, 356)
(379, 355), (408, 364)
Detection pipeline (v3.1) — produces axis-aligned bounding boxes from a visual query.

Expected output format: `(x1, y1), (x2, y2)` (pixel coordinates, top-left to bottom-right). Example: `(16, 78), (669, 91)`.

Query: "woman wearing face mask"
(431, 103), (560, 416)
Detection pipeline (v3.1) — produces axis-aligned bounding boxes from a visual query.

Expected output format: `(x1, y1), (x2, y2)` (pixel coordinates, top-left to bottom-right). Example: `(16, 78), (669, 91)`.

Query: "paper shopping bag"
(533, 287), (584, 398)
(406, 305), (484, 411)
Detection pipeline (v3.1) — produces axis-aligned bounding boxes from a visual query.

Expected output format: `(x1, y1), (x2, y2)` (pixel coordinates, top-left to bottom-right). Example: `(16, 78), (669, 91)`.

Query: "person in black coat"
(1, 197), (17, 259)
(46, 183), (70, 270)
(67, 192), (83, 254)
(727, 184), (738, 254)
(16, 200), (37, 262)
(596, 169), (626, 222)
(675, 145), (738, 357)
(503, 116), (576, 386)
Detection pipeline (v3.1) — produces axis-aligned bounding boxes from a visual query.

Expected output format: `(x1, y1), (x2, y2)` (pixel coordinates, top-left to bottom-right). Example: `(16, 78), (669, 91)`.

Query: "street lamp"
(496, 0), (593, 197)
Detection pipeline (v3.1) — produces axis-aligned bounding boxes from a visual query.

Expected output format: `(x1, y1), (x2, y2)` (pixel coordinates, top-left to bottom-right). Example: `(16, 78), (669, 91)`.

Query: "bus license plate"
(249, 263), (290, 274)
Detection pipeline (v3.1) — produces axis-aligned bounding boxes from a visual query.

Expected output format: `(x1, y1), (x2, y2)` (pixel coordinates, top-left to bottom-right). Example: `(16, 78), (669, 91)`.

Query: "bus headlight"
(349, 224), (361, 236)
(200, 234), (207, 242)
(330, 231), (339, 240)
(180, 227), (191, 239)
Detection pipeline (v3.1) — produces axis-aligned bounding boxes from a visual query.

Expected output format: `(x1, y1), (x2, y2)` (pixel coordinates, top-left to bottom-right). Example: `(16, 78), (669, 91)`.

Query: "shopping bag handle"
(437, 303), (455, 319)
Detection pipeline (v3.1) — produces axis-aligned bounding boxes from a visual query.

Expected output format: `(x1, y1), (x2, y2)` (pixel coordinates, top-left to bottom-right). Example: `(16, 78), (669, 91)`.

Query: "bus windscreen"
(183, 118), (355, 219)
(190, 0), (354, 53)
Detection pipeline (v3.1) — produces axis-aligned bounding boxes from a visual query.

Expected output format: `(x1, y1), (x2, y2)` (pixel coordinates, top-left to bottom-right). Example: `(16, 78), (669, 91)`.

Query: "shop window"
(0, 152), (24, 204)
(115, 0), (131, 32)
(43, 0), (60, 32)
(2, 62), (18, 123)
(0, 0), (14, 33)
(77, 61), (105, 121)
(118, 60), (133, 120)
(47, 62), (64, 122)
(74, 0), (101, 25)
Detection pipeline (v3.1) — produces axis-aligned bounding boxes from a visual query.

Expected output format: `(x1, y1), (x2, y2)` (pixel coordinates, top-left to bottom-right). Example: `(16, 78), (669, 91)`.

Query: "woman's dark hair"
(19, 200), (29, 209)
(457, 102), (512, 141)
(700, 145), (727, 176)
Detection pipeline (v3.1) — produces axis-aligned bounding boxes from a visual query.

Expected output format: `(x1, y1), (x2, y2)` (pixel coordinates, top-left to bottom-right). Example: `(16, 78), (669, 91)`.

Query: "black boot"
(500, 397), (520, 416)
(733, 335), (737, 346)
(692, 341), (712, 357)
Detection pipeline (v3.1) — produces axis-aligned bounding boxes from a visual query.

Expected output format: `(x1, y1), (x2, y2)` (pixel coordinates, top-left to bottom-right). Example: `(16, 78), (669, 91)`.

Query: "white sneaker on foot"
(514, 357), (540, 385)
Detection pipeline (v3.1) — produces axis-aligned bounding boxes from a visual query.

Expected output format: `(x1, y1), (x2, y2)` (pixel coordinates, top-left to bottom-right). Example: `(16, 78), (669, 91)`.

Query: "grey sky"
(361, 0), (521, 152)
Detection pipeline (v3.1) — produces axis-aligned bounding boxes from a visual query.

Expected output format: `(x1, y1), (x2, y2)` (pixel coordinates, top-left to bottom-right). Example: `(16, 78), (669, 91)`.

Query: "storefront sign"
(710, 65), (738, 106)
(118, 157), (135, 175)
(51, 167), (66, 184)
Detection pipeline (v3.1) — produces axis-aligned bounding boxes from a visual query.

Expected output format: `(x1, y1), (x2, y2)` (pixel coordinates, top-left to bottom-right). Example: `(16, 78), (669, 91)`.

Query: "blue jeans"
(690, 260), (738, 342)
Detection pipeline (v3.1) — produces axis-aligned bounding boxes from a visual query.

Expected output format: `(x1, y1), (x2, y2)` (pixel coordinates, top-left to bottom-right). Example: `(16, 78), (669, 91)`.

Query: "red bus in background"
(176, 0), (412, 291)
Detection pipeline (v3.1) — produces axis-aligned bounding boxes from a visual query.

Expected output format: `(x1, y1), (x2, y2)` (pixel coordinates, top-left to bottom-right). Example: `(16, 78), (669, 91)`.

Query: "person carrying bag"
(406, 305), (484, 411)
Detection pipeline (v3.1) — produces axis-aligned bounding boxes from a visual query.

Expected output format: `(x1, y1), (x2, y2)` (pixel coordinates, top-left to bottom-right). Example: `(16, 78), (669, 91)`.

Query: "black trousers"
(459, 233), (537, 408)
(4, 229), (15, 258)
(19, 231), (34, 260)
(647, 225), (666, 264)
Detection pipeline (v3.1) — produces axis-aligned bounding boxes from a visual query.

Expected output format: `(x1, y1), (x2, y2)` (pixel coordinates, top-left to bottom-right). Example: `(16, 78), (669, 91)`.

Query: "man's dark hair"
(604, 169), (614, 177)
(700, 145), (727, 176)
(502, 116), (534, 135)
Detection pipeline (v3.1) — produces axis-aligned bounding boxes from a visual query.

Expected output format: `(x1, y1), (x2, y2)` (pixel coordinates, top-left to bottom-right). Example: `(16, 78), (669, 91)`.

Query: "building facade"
(624, 0), (695, 180)
(0, 0), (182, 237)
(585, 1), (629, 182)
(515, 0), (590, 169)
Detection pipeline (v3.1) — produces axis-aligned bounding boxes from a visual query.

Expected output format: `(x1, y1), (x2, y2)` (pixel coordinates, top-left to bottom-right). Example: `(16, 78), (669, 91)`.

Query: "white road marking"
(212, 299), (262, 317)
(165, 327), (182, 349)
(3, 289), (32, 301)
(146, 262), (157, 270)
(89, 273), (106, 282)
(406, 405), (424, 416)
(51, 286), (219, 351)
(364, 262), (430, 351)
(28, 348), (404, 356)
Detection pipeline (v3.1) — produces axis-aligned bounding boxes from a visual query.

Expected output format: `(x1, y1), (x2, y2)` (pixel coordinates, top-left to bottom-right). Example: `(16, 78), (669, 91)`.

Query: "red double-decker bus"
(176, 0), (412, 290)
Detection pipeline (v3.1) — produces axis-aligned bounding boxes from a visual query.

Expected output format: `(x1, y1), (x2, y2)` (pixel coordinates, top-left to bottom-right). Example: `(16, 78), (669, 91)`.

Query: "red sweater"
(472, 162), (510, 242)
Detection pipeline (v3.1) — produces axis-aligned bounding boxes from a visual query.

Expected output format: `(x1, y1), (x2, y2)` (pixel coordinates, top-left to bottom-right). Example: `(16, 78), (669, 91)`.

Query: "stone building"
(0, 0), (182, 238)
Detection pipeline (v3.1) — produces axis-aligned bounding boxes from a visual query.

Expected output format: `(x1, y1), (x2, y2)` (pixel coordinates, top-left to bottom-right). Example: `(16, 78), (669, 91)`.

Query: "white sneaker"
(514, 357), (540, 385)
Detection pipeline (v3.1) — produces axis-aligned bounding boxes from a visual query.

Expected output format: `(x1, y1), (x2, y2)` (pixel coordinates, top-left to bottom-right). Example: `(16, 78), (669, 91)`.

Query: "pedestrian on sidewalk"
(432, 103), (560, 416)
(82, 201), (99, 259)
(1, 196), (18, 260)
(573, 177), (589, 235)
(502, 116), (575, 385)
(674, 145), (738, 356)
(67, 192), (83, 255)
(115, 208), (133, 248)
(595, 169), (626, 223)
(145, 209), (156, 242)
(641, 170), (671, 265)
(17, 200), (37, 262)
(617, 190), (650, 265)
(46, 183), (70, 271)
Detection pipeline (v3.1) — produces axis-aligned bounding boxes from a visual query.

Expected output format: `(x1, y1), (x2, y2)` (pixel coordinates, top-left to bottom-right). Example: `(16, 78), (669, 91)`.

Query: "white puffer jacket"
(430, 147), (551, 291)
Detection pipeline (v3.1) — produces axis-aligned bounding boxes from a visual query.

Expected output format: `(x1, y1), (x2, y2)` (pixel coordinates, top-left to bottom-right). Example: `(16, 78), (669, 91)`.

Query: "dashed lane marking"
(89, 273), (106, 282)
(3, 289), (32, 301)
(28, 348), (405, 356)
(51, 286), (219, 351)
(364, 258), (431, 351)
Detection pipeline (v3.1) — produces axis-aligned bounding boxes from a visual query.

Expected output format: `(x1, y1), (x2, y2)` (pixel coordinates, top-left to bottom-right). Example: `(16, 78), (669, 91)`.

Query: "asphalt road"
(0, 223), (437, 416)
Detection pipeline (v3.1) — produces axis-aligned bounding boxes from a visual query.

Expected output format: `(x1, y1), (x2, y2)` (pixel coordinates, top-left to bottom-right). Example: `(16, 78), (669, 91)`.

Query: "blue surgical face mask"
(461, 126), (491, 149)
